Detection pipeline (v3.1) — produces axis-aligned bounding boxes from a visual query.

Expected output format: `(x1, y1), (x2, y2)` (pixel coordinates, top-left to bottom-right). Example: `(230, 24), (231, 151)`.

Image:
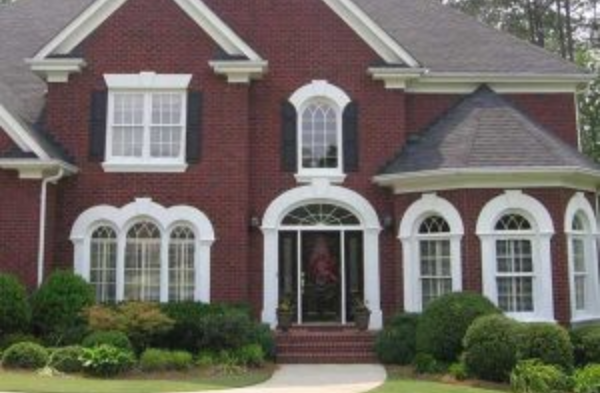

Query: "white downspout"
(37, 168), (65, 287)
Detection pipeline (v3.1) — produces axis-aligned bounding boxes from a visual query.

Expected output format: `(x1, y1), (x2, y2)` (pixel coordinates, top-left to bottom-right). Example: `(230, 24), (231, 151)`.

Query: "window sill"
(505, 312), (556, 324)
(571, 314), (600, 325)
(295, 172), (346, 184)
(102, 162), (188, 173)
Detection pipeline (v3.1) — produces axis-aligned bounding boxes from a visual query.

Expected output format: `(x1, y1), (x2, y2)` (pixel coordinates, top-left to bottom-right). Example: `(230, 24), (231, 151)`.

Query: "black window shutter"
(186, 91), (203, 164)
(281, 101), (297, 172)
(343, 102), (359, 172)
(89, 90), (108, 161)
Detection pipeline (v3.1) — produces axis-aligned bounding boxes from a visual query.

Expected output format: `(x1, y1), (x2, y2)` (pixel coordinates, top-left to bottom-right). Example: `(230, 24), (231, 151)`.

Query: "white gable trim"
(321, 0), (419, 66)
(0, 105), (49, 159)
(32, 0), (262, 62)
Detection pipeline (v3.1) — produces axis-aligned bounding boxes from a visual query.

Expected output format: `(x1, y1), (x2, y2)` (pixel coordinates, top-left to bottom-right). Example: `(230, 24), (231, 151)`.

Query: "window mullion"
(144, 93), (151, 159)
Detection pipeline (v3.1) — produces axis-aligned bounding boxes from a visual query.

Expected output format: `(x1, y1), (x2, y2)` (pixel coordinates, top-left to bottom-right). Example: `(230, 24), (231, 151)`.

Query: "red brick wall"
(0, 130), (15, 152)
(393, 188), (577, 324)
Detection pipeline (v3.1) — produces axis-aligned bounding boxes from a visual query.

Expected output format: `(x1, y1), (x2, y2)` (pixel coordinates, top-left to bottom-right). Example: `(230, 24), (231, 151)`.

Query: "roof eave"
(373, 167), (600, 194)
(0, 158), (78, 179)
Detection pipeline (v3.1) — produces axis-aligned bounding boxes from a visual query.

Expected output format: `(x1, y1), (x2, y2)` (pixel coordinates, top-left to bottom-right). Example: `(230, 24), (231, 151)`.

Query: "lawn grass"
(0, 367), (274, 393)
(370, 367), (509, 393)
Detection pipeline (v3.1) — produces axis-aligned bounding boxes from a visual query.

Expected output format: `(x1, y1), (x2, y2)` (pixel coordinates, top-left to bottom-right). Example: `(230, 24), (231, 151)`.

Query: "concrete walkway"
(222, 364), (387, 393)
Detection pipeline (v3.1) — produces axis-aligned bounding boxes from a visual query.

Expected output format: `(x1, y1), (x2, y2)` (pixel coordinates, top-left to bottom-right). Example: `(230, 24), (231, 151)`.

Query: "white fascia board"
(0, 159), (78, 179)
(173, 0), (263, 61)
(32, 0), (263, 63)
(373, 167), (600, 194)
(33, 0), (128, 59)
(26, 58), (87, 83)
(209, 60), (268, 83)
(321, 0), (420, 67)
(0, 105), (50, 160)
(104, 72), (192, 90)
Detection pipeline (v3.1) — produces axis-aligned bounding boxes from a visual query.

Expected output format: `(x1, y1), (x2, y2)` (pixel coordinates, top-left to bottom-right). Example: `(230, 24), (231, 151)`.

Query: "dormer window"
(101, 72), (194, 173)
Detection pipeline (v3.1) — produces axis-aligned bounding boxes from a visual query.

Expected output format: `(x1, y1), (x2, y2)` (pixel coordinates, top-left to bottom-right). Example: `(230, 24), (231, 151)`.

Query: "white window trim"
(399, 194), (464, 312)
(71, 198), (215, 303)
(477, 190), (555, 323)
(102, 72), (192, 173)
(565, 192), (600, 323)
(289, 80), (351, 184)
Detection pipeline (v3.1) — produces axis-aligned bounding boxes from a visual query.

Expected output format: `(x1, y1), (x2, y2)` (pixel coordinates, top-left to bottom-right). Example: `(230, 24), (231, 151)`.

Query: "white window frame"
(103, 72), (192, 173)
(477, 190), (555, 323)
(289, 80), (351, 184)
(399, 194), (464, 312)
(565, 193), (600, 323)
(71, 198), (215, 303)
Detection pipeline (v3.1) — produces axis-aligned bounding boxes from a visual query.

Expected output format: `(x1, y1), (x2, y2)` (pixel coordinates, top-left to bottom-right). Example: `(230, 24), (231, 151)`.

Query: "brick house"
(1, 0), (599, 334)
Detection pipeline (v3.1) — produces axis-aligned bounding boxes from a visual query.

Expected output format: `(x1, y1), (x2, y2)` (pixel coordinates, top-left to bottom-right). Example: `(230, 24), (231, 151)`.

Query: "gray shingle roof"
(381, 86), (600, 175)
(354, 0), (585, 74)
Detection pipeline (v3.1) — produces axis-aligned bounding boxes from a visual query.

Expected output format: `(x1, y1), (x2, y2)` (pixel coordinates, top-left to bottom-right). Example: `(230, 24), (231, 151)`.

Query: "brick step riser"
(278, 356), (379, 364)
(278, 343), (375, 351)
(276, 335), (375, 343)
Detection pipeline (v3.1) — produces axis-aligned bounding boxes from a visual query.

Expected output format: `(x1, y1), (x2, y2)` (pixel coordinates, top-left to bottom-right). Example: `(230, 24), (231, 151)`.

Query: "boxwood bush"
(517, 322), (574, 371)
(463, 314), (520, 382)
(49, 346), (84, 373)
(0, 333), (41, 350)
(572, 325), (600, 366)
(416, 292), (499, 362)
(82, 330), (133, 352)
(139, 348), (194, 372)
(2, 342), (49, 370)
(375, 313), (420, 365)
(31, 271), (94, 345)
(0, 274), (31, 337)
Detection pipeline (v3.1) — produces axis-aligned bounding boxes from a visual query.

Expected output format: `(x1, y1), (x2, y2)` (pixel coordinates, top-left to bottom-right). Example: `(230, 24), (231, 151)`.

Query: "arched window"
(125, 221), (161, 301)
(90, 226), (117, 302)
(400, 194), (464, 312)
(301, 101), (339, 170)
(169, 226), (196, 302)
(418, 216), (453, 308)
(493, 213), (535, 313)
(565, 193), (600, 322)
(477, 191), (555, 322)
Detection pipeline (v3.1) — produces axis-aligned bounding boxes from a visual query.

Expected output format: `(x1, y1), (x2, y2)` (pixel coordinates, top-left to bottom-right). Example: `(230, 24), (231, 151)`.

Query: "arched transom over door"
(261, 183), (383, 330)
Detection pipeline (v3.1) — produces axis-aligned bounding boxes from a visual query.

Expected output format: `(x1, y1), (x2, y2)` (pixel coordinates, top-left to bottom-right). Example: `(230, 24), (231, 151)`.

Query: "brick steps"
(276, 327), (378, 364)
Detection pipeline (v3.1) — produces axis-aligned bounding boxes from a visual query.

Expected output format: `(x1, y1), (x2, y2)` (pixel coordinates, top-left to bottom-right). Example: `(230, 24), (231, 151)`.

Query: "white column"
(262, 228), (279, 328)
(72, 237), (87, 279)
(364, 227), (382, 330)
(160, 235), (169, 303)
(116, 231), (126, 301)
(401, 238), (418, 312)
(197, 240), (213, 303)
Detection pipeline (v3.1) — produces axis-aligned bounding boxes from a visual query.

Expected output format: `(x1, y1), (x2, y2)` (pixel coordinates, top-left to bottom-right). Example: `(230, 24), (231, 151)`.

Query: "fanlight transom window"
(282, 204), (360, 226)
(301, 102), (339, 170)
(495, 214), (532, 231)
(418, 216), (451, 234)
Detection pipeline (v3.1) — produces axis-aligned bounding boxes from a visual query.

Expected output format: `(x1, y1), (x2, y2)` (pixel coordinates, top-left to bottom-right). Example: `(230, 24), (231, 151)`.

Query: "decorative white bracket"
(209, 60), (268, 84)
(26, 58), (87, 83)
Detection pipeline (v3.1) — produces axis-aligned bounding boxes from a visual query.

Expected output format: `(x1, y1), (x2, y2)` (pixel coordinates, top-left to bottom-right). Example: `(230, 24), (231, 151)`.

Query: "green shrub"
(572, 325), (600, 366)
(158, 302), (257, 352)
(82, 331), (133, 352)
(449, 362), (469, 381)
(573, 364), (600, 393)
(510, 359), (570, 393)
(86, 303), (174, 352)
(0, 274), (31, 337)
(248, 324), (276, 360)
(463, 315), (520, 382)
(0, 333), (41, 350)
(197, 351), (217, 368)
(416, 292), (499, 363)
(375, 313), (419, 365)
(413, 353), (445, 374)
(80, 344), (135, 377)
(2, 342), (49, 370)
(31, 271), (94, 345)
(49, 346), (84, 373)
(517, 323), (574, 371)
(235, 344), (265, 368)
(139, 349), (194, 372)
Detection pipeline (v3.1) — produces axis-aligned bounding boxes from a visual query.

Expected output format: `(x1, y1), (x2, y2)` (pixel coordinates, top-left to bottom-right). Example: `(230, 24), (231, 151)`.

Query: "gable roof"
(353, 0), (585, 75)
(380, 86), (600, 175)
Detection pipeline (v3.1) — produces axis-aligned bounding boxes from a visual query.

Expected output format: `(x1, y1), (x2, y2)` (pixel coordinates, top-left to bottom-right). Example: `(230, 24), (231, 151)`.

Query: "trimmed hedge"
(139, 349), (194, 372)
(82, 331), (133, 352)
(375, 313), (420, 365)
(416, 292), (499, 362)
(572, 325), (600, 366)
(517, 322), (574, 371)
(49, 346), (84, 373)
(31, 271), (94, 345)
(2, 342), (49, 370)
(0, 274), (31, 337)
(463, 315), (520, 382)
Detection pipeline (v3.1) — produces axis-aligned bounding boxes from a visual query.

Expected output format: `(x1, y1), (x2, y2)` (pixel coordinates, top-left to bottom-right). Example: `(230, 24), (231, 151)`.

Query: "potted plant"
(277, 296), (295, 332)
(353, 297), (371, 331)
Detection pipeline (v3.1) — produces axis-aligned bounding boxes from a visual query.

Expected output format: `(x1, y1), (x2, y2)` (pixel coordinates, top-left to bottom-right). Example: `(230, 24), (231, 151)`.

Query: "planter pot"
(277, 310), (294, 332)
(354, 310), (371, 331)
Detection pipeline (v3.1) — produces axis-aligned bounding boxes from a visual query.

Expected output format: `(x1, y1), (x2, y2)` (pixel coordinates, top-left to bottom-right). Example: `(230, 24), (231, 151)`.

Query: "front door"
(301, 232), (341, 323)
